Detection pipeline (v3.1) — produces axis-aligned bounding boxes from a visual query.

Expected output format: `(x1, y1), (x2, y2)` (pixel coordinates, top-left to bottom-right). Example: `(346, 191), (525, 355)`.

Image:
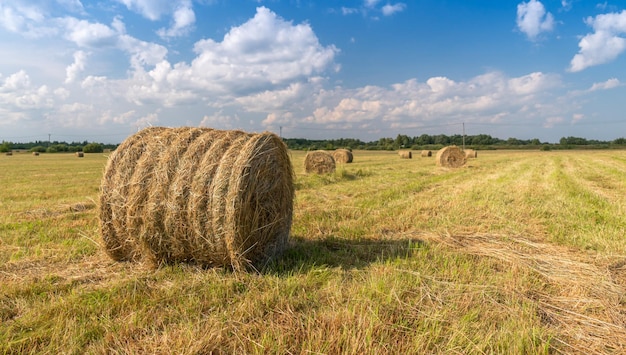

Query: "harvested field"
(1, 149), (625, 354)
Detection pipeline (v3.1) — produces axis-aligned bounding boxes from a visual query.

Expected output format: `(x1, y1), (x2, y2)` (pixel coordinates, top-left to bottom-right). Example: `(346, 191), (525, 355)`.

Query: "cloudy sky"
(1, 0), (625, 143)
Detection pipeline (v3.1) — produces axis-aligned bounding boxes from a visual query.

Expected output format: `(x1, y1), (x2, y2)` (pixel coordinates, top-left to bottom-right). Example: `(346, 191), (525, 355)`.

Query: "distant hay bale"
(436, 146), (466, 168)
(76, 152), (84, 157)
(98, 127), (294, 270)
(32, 152), (39, 156)
(420, 150), (432, 157)
(5, 152), (12, 156)
(304, 150), (336, 174)
(464, 149), (477, 158)
(399, 151), (412, 159)
(332, 149), (353, 164)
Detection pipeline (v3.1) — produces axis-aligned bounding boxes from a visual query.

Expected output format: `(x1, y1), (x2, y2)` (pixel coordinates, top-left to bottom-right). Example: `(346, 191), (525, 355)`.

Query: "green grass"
(1, 150), (625, 353)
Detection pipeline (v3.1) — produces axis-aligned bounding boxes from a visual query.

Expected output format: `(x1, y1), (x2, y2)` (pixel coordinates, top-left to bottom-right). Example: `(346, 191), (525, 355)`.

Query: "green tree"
(83, 143), (103, 153)
(0, 141), (11, 153)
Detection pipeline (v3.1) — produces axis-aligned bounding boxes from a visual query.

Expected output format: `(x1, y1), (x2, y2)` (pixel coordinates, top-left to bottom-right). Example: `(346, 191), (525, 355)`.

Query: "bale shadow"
(261, 235), (426, 275)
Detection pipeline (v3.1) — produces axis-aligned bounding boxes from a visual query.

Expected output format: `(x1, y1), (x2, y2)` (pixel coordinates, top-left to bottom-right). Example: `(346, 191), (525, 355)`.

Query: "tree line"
(283, 134), (626, 151)
(2, 134), (626, 154)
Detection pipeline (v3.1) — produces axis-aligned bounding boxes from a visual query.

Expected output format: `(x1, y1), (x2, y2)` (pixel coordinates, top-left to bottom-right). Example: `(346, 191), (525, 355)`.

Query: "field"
(1, 149), (625, 354)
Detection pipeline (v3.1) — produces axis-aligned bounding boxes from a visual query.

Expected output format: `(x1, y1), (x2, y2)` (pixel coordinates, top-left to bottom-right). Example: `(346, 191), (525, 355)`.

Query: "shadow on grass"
(261, 235), (425, 275)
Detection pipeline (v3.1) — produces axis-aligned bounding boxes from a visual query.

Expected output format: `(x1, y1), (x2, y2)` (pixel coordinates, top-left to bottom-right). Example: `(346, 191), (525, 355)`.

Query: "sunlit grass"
(1, 149), (625, 353)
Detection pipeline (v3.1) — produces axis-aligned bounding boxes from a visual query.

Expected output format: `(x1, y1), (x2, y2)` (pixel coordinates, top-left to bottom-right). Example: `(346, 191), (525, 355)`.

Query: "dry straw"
(304, 150), (336, 174)
(420, 150), (432, 157)
(435, 146), (466, 168)
(399, 151), (412, 159)
(98, 127), (294, 270)
(332, 149), (353, 164)
(464, 149), (477, 158)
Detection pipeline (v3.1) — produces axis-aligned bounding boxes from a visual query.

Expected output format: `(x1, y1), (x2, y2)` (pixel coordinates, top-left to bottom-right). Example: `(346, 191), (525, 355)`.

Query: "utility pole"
(462, 122), (465, 151)
(48, 133), (51, 147)
(279, 126), (282, 138)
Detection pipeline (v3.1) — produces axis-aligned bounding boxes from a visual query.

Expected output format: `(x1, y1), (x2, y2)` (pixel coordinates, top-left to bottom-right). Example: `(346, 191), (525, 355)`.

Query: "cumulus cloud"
(588, 78), (620, 91)
(125, 6), (338, 105)
(60, 17), (118, 47)
(65, 50), (88, 84)
(382, 3), (407, 16)
(569, 10), (626, 72)
(516, 0), (555, 40)
(298, 71), (561, 129)
(157, 1), (195, 38)
(117, 0), (196, 38)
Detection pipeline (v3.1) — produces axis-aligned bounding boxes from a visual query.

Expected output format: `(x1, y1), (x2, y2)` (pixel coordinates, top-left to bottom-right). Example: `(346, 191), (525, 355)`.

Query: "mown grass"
(1, 150), (625, 354)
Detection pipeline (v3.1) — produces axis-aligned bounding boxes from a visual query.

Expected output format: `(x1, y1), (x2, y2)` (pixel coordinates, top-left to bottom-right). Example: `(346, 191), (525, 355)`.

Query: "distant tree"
(30, 146), (46, 153)
(83, 143), (103, 153)
(613, 138), (626, 145)
(0, 141), (11, 153)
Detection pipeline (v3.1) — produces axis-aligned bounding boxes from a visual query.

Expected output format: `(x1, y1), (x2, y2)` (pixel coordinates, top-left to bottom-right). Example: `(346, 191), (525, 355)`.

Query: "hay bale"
(399, 151), (412, 159)
(304, 150), (336, 174)
(5, 151), (12, 156)
(32, 152), (39, 156)
(98, 127), (294, 270)
(420, 150), (432, 157)
(332, 149), (353, 164)
(464, 149), (477, 158)
(435, 146), (466, 168)
(76, 152), (84, 157)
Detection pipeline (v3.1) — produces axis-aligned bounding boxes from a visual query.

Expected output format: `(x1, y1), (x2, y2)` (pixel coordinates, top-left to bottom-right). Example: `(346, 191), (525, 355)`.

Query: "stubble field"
(1, 149), (625, 354)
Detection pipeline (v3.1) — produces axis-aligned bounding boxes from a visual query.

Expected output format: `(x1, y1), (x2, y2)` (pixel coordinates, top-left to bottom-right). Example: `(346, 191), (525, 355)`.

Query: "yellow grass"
(1, 149), (625, 354)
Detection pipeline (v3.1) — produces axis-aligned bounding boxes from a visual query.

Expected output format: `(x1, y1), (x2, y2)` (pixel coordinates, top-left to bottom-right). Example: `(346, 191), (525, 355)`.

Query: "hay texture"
(304, 150), (336, 174)
(332, 149), (353, 164)
(420, 150), (432, 157)
(464, 149), (477, 158)
(399, 151), (412, 159)
(76, 152), (84, 157)
(98, 127), (294, 270)
(435, 146), (466, 168)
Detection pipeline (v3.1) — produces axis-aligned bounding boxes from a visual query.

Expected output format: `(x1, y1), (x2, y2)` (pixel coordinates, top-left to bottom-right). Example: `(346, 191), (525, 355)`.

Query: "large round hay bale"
(5, 151), (12, 156)
(399, 151), (412, 159)
(332, 149), (353, 164)
(435, 146), (466, 168)
(32, 152), (40, 156)
(98, 127), (294, 270)
(76, 152), (84, 157)
(304, 150), (336, 174)
(464, 149), (477, 158)
(420, 150), (432, 157)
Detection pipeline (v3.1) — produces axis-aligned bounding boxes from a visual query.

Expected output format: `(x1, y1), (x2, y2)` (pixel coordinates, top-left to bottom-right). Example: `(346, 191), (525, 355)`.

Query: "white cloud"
(364, 0), (381, 9)
(117, 0), (196, 38)
(516, 0), (555, 40)
(124, 6), (338, 106)
(65, 50), (88, 84)
(2, 70), (31, 90)
(115, 0), (170, 21)
(200, 110), (240, 129)
(156, 1), (195, 38)
(341, 7), (358, 15)
(381, 3), (406, 16)
(60, 17), (118, 47)
(588, 78), (620, 91)
(569, 10), (626, 72)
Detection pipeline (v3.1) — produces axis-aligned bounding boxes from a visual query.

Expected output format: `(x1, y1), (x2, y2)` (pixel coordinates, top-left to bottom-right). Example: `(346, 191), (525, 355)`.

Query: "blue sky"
(0, 0), (625, 144)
